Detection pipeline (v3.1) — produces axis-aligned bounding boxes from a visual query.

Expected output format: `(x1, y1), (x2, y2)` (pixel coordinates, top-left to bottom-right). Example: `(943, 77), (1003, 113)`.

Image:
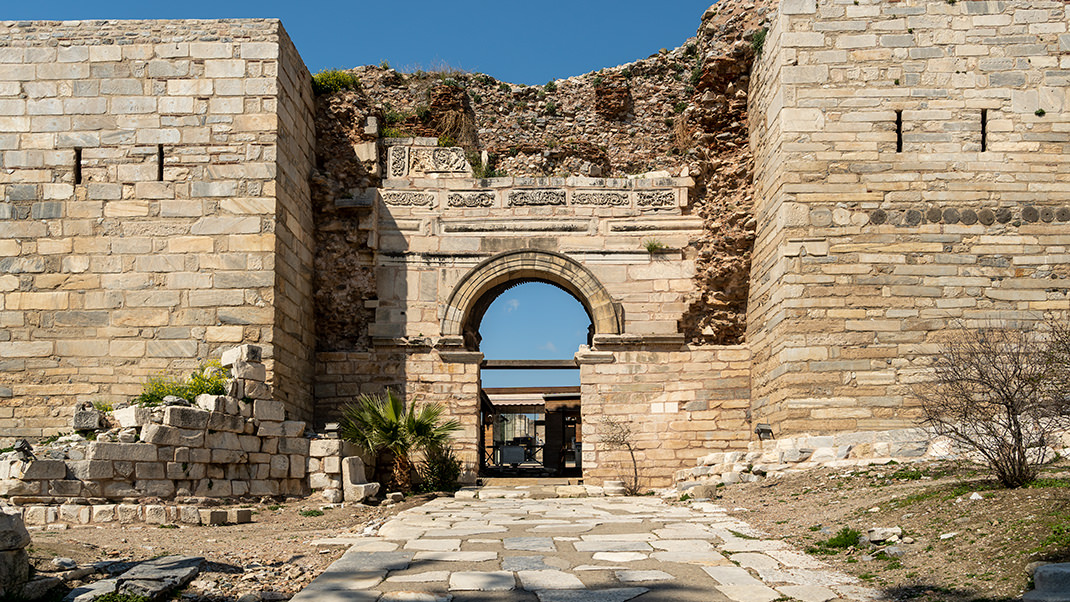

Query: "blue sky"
(479, 283), (590, 388)
(11, 0), (714, 85)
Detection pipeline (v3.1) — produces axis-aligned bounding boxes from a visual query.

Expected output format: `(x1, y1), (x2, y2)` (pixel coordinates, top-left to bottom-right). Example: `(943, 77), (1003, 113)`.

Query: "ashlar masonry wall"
(748, 0), (1070, 435)
(0, 20), (316, 441)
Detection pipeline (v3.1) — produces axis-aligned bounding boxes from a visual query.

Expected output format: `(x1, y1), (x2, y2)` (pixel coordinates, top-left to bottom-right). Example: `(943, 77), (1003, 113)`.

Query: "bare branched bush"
(599, 416), (641, 494)
(917, 318), (1070, 488)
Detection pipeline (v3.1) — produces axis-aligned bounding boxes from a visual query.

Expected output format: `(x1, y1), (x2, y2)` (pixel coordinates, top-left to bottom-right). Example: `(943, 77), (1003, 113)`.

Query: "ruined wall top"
(0, 19), (283, 46)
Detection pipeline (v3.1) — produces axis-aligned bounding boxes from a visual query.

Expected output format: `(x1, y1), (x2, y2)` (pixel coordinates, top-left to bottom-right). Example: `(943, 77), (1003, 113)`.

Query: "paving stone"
(776, 584), (839, 602)
(573, 565), (629, 571)
(414, 551), (497, 562)
(650, 540), (714, 551)
(701, 566), (764, 587)
(573, 541), (652, 552)
(305, 570), (386, 590)
(331, 551), (413, 572)
(379, 593), (451, 602)
(517, 570), (585, 590)
(591, 552), (647, 563)
(715, 584), (781, 602)
(505, 537), (556, 552)
(650, 550), (728, 564)
(503, 556), (555, 571)
(732, 552), (780, 570)
(614, 570), (675, 583)
(766, 550), (824, 569)
(534, 588), (649, 602)
(385, 571), (450, 583)
(581, 534), (657, 542)
(289, 589), (380, 602)
(312, 539), (400, 551)
(404, 539), (462, 551)
(449, 571), (516, 591)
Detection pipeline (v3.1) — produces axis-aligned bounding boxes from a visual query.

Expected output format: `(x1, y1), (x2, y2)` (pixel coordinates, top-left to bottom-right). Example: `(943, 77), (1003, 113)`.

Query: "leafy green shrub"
(416, 444), (462, 493)
(382, 106), (412, 125)
(381, 127), (409, 139)
(136, 361), (229, 407)
(544, 101), (558, 117)
(476, 74), (497, 86)
(312, 69), (360, 95)
(592, 74), (604, 88)
(415, 106), (431, 122)
(689, 66), (703, 86)
(673, 101), (689, 114)
(299, 509), (324, 517)
(544, 80), (557, 93)
(498, 82), (511, 93)
(441, 77), (461, 88)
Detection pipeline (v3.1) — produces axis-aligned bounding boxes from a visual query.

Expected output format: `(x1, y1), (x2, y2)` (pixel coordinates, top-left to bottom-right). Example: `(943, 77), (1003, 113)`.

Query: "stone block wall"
(0, 346), (309, 502)
(0, 20), (317, 440)
(579, 345), (752, 488)
(747, 0), (1070, 436)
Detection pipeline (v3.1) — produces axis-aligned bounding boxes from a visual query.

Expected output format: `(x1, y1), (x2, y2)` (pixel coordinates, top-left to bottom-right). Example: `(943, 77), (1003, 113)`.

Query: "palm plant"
(339, 390), (460, 493)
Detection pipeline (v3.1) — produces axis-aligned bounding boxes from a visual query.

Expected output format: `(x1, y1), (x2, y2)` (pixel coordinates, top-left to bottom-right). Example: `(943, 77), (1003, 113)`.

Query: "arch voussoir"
(441, 250), (622, 342)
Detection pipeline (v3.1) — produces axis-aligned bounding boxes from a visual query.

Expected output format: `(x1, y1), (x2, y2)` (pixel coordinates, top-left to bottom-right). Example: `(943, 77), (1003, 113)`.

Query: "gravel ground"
(25, 495), (432, 601)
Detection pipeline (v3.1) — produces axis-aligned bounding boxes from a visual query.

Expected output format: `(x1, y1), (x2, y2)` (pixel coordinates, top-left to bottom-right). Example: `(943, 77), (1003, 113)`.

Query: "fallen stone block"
(195, 394), (227, 413)
(221, 344), (262, 366)
(253, 399), (285, 421)
(112, 406), (155, 428)
(16, 459), (66, 480)
(88, 442), (159, 462)
(72, 409), (101, 431)
(208, 411), (245, 433)
(117, 555), (205, 601)
(227, 509), (252, 524)
(200, 509), (227, 525)
(0, 512), (31, 551)
(1025, 563), (1070, 601)
(232, 360), (266, 382)
(163, 406), (210, 430)
(141, 424), (204, 448)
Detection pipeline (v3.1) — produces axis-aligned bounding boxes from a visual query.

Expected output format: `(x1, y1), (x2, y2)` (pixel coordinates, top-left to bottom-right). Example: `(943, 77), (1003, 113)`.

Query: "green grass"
(95, 594), (150, 602)
(807, 526), (861, 555)
(299, 509), (324, 518)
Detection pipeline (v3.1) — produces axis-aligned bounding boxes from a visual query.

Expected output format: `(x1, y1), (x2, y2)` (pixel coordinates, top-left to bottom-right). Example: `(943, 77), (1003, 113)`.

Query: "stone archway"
(441, 250), (623, 347)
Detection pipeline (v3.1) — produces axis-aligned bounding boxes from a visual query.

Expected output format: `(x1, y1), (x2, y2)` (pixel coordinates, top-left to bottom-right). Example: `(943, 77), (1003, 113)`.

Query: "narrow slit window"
(157, 144), (165, 181)
(980, 109), (988, 152)
(74, 148), (82, 185)
(895, 110), (903, 153)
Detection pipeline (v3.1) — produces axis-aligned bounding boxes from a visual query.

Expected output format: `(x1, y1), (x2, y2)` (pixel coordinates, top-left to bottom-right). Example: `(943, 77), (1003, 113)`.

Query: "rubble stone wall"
(0, 20), (317, 440)
(747, 0), (1070, 436)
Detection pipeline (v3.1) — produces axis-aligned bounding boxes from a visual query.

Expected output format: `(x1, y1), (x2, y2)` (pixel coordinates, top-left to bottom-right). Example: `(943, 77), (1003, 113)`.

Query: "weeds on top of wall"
(752, 28), (768, 56)
(312, 69), (361, 96)
(136, 361), (230, 407)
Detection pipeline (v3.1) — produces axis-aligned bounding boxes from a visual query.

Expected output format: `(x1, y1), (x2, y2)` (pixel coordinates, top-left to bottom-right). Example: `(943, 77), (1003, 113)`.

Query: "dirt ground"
(24, 462), (1070, 602)
(713, 460), (1070, 601)
(25, 496), (429, 601)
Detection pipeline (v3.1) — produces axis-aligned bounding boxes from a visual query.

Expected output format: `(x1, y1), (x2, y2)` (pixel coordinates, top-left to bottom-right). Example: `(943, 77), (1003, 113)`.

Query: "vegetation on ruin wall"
(135, 361), (229, 407)
(312, 69), (361, 95)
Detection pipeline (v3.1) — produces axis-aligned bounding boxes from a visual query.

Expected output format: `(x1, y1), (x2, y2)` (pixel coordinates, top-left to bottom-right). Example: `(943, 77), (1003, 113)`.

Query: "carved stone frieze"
(447, 191), (495, 208)
(388, 146), (408, 178)
(508, 189), (566, 206)
(636, 190), (675, 208)
(381, 191), (434, 207)
(410, 147), (468, 174)
(573, 191), (628, 206)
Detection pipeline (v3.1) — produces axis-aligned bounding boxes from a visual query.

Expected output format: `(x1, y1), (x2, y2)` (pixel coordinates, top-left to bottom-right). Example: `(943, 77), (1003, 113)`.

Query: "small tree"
(339, 390), (460, 493)
(917, 318), (1070, 488)
(599, 416), (641, 494)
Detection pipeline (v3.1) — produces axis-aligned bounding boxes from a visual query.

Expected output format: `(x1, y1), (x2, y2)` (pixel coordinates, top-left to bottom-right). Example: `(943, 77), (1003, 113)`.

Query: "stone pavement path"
(294, 490), (879, 602)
